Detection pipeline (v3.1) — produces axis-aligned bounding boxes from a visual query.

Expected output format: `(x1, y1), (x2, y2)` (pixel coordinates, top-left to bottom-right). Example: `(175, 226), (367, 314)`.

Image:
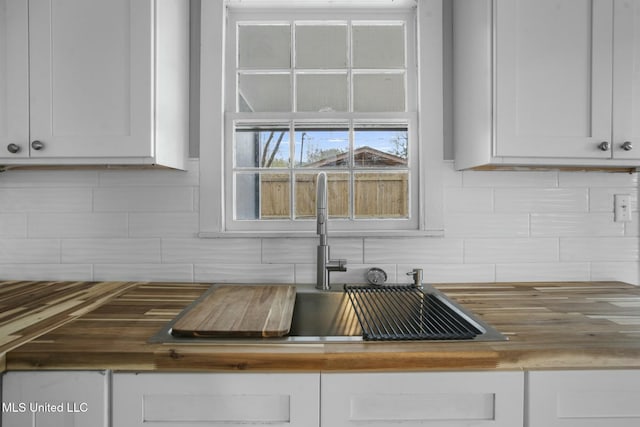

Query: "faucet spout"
(316, 172), (347, 290)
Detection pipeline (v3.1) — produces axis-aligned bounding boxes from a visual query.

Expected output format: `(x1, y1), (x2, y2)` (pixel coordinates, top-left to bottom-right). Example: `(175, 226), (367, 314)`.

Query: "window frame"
(199, 0), (444, 237)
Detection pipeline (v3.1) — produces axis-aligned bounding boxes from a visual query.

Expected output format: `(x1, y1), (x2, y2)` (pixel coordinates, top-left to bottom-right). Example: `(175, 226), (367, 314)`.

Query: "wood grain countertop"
(2, 280), (640, 372)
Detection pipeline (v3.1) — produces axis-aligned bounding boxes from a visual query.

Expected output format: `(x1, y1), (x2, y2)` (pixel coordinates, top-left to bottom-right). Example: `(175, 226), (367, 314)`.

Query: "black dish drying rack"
(344, 284), (482, 341)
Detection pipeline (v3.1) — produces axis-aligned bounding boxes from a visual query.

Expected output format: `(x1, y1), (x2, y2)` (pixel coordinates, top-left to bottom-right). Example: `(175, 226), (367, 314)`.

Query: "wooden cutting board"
(171, 285), (296, 338)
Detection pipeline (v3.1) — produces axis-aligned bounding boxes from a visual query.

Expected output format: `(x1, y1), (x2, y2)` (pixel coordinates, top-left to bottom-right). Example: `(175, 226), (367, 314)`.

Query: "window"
(199, 0), (444, 236)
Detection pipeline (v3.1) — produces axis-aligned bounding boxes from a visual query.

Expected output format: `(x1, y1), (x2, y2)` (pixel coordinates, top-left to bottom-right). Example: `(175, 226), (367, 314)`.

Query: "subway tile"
(0, 239), (60, 263)
(262, 237), (363, 264)
(590, 262), (639, 285)
(494, 188), (588, 212)
(559, 171), (638, 188)
(445, 213), (530, 238)
(589, 188), (638, 212)
(624, 213), (639, 236)
(365, 238), (463, 264)
(464, 238), (558, 263)
(98, 160), (199, 187)
(262, 238), (317, 264)
(129, 213), (199, 237)
(195, 263), (295, 283)
(400, 263), (496, 284)
(496, 262), (591, 282)
(61, 239), (161, 264)
(163, 238), (261, 264)
(94, 264), (194, 282)
(531, 213), (624, 237)
(444, 188), (493, 213)
(0, 170), (99, 187)
(0, 188), (92, 212)
(462, 170), (558, 188)
(29, 213), (128, 238)
(93, 186), (194, 212)
(0, 264), (92, 281)
(0, 214), (27, 237)
(560, 237), (639, 262)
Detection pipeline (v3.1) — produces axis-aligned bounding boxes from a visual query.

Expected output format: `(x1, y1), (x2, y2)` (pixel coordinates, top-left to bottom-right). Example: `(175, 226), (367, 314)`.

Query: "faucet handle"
(406, 268), (424, 288)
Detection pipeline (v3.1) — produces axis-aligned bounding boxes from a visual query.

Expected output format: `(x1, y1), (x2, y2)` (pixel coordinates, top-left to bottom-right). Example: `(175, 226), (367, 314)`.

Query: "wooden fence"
(260, 173), (408, 219)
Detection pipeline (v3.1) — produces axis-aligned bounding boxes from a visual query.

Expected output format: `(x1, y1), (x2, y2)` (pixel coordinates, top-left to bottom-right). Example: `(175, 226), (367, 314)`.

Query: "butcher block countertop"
(2, 280), (640, 372)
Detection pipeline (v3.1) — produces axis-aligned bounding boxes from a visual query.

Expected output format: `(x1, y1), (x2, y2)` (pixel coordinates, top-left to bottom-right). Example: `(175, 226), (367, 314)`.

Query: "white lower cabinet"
(321, 371), (524, 427)
(1, 370), (109, 427)
(528, 370), (640, 427)
(111, 372), (319, 427)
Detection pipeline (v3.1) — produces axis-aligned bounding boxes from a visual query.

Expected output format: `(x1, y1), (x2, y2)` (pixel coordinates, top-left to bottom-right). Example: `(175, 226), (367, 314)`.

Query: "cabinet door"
(0, 0), (29, 159)
(495, 0), (614, 159)
(28, 0), (153, 159)
(112, 372), (319, 427)
(612, 0), (640, 159)
(321, 371), (524, 427)
(1, 371), (109, 427)
(529, 370), (640, 427)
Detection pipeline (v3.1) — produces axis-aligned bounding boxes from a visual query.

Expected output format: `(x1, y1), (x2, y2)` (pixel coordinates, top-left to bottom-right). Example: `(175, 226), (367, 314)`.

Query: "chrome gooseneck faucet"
(316, 172), (347, 290)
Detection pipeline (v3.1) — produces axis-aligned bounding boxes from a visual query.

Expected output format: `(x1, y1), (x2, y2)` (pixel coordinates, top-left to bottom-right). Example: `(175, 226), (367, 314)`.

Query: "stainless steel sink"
(149, 285), (506, 344)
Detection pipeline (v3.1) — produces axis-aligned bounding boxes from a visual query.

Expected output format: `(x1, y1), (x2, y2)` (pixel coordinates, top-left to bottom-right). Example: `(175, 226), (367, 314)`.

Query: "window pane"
(235, 126), (290, 168)
(352, 24), (405, 69)
(353, 73), (405, 112)
(235, 173), (259, 220)
(296, 25), (348, 69)
(238, 24), (291, 69)
(260, 173), (291, 219)
(296, 73), (348, 112)
(355, 172), (408, 219)
(294, 173), (349, 219)
(238, 73), (291, 112)
(294, 127), (349, 167)
(354, 127), (408, 167)
(235, 173), (292, 220)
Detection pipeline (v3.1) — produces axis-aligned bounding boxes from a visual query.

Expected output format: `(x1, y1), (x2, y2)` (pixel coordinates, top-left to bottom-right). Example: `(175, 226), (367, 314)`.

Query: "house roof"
(305, 146), (407, 167)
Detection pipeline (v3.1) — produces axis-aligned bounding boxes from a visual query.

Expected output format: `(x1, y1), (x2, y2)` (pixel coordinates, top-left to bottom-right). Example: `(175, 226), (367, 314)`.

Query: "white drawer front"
(112, 372), (319, 427)
(321, 371), (524, 427)
(529, 370), (640, 427)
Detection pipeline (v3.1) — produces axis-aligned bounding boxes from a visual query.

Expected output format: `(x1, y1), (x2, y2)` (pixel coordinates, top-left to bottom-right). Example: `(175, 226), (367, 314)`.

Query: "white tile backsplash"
(0, 214), (27, 238)
(28, 213), (128, 238)
(560, 237), (640, 262)
(494, 188), (589, 212)
(162, 238), (262, 264)
(365, 237), (463, 264)
(463, 170), (558, 188)
(559, 171), (638, 188)
(0, 160), (637, 285)
(0, 188), (92, 212)
(0, 239), (60, 264)
(464, 238), (558, 263)
(445, 213), (530, 237)
(589, 188), (638, 212)
(94, 186), (194, 212)
(444, 188), (494, 212)
(62, 239), (162, 264)
(531, 213), (624, 237)
(128, 213), (199, 237)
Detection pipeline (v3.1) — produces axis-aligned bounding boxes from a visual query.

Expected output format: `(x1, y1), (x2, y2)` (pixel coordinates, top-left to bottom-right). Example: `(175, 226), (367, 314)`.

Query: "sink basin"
(149, 286), (506, 344)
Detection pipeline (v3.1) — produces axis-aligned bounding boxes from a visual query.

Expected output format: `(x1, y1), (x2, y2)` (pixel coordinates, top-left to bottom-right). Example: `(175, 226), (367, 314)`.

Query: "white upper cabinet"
(0, 0), (29, 159)
(454, 0), (640, 170)
(0, 0), (188, 169)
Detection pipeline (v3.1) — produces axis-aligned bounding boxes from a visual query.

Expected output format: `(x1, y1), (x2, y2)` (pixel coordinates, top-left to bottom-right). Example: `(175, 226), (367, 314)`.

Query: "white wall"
(0, 159), (637, 285)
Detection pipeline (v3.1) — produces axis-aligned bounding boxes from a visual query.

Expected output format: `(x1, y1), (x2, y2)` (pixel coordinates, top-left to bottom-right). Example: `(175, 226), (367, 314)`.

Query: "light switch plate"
(614, 194), (632, 222)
